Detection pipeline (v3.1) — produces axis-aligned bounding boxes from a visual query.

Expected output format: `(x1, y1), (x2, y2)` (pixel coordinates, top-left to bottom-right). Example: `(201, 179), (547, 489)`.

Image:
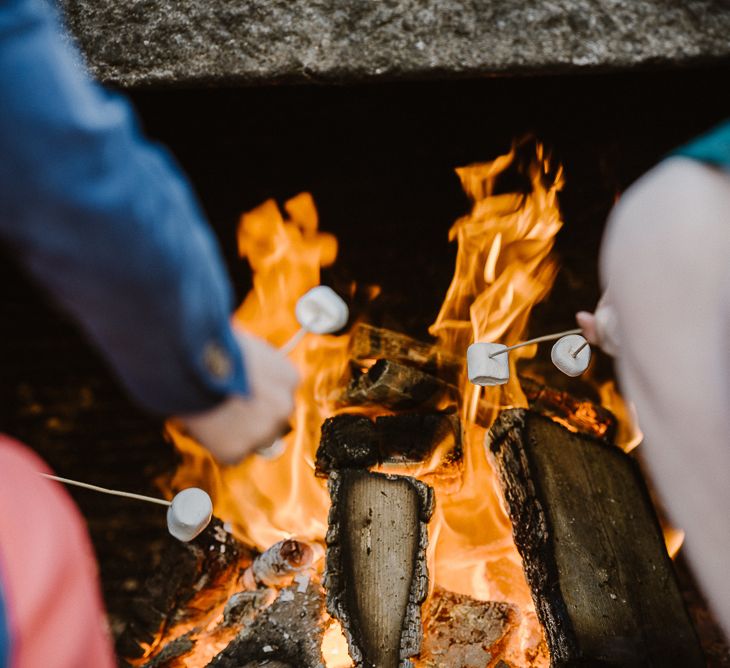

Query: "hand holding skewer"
(255, 286), (349, 459)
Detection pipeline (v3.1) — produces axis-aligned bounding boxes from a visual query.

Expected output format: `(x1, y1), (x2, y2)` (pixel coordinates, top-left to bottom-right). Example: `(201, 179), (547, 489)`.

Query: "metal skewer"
(571, 339), (590, 358)
(488, 328), (583, 358)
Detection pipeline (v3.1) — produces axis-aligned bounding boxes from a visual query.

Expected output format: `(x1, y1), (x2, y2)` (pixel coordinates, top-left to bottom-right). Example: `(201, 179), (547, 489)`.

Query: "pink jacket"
(0, 436), (114, 668)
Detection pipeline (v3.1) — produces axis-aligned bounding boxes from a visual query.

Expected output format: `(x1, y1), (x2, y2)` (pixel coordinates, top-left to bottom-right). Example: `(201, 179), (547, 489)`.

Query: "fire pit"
(2, 57), (730, 668)
(63, 140), (700, 668)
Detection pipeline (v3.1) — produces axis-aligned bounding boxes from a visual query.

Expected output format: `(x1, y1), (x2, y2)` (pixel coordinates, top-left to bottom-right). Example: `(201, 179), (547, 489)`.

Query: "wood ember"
(349, 323), (462, 385)
(209, 582), (327, 668)
(325, 469), (434, 668)
(520, 375), (617, 442)
(116, 518), (243, 661)
(316, 412), (461, 476)
(141, 633), (195, 668)
(417, 588), (518, 668)
(343, 359), (455, 410)
(487, 408), (705, 667)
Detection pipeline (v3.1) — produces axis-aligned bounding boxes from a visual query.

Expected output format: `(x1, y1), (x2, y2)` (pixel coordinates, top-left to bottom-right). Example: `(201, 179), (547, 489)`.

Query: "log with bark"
(348, 323), (462, 385)
(325, 469), (434, 668)
(116, 518), (243, 662)
(343, 359), (457, 410)
(209, 580), (328, 668)
(487, 408), (704, 667)
(315, 412), (461, 476)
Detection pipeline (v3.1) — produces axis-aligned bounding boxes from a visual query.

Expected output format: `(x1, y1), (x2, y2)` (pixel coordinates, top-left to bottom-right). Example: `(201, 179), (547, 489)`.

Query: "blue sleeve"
(0, 0), (247, 414)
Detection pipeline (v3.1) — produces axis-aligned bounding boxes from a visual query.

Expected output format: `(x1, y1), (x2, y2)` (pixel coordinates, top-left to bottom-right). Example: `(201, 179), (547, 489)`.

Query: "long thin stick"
(278, 327), (308, 356)
(40, 473), (171, 506)
(488, 328), (583, 358)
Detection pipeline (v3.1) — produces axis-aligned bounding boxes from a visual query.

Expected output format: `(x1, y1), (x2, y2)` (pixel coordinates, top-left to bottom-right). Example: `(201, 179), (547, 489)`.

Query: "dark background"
(0, 67), (728, 652)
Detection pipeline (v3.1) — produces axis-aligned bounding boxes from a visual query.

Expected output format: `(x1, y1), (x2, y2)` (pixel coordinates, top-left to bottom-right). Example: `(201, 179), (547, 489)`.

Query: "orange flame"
(423, 143), (562, 664)
(167, 193), (348, 550)
(159, 142), (644, 668)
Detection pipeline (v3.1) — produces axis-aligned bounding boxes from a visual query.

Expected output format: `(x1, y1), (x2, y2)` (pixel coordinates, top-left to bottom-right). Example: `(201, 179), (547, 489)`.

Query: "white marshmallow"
(166, 488), (213, 542)
(551, 334), (591, 377)
(467, 342), (510, 386)
(295, 286), (348, 335)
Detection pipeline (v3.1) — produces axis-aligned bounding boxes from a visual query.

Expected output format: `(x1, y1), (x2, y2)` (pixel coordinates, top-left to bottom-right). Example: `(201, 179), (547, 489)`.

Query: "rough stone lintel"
(60, 0), (730, 87)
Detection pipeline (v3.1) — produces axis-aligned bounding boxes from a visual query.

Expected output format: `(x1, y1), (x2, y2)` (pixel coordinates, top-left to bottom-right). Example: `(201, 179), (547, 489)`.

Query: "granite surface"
(59, 1), (730, 87)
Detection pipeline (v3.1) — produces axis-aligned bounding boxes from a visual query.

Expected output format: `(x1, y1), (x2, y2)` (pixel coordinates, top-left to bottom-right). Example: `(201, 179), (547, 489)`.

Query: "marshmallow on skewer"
(261, 286), (349, 459)
(467, 342), (510, 386)
(295, 286), (349, 335)
(551, 334), (591, 377)
(166, 487), (213, 542)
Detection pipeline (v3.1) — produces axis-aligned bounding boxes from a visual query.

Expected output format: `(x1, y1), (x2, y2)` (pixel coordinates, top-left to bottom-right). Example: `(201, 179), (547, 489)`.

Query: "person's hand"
(576, 290), (620, 357)
(174, 331), (300, 465)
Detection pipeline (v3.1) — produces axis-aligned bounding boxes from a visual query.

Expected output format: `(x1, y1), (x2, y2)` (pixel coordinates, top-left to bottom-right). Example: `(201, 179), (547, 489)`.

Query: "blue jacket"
(0, 0), (247, 414)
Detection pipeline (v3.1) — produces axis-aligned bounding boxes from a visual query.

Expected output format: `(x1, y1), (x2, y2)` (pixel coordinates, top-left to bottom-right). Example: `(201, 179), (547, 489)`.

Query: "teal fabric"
(673, 120), (730, 169)
(0, 582), (8, 668)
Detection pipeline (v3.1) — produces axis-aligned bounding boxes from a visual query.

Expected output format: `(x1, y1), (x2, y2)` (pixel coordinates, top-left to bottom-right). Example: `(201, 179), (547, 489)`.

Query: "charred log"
(210, 582), (327, 668)
(325, 470), (434, 668)
(316, 412), (461, 476)
(349, 323), (462, 385)
(487, 408), (704, 667)
(116, 518), (242, 661)
(418, 588), (521, 668)
(343, 359), (455, 410)
(520, 375), (617, 442)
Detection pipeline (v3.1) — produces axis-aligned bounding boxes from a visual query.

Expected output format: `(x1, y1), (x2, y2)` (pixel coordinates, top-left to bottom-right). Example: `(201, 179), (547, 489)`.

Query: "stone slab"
(59, 0), (730, 87)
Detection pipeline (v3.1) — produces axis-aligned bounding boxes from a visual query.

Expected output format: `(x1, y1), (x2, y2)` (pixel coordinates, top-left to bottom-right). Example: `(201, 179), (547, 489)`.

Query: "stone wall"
(60, 0), (730, 87)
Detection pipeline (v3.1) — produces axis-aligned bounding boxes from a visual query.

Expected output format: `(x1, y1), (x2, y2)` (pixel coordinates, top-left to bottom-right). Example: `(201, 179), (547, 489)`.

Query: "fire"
(167, 192), (348, 549)
(598, 380), (643, 453)
(424, 142), (562, 663)
(153, 141), (646, 668)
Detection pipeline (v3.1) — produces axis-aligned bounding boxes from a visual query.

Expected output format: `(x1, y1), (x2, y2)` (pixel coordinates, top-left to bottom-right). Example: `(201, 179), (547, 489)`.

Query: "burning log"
(315, 412), (461, 476)
(210, 581), (328, 668)
(325, 469), (434, 668)
(520, 375), (617, 442)
(418, 588), (522, 668)
(343, 359), (456, 410)
(349, 323), (462, 384)
(487, 408), (704, 667)
(116, 518), (242, 662)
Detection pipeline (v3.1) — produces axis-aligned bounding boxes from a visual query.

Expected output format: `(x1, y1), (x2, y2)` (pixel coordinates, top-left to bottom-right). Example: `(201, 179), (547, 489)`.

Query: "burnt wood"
(325, 470), (434, 668)
(343, 358), (455, 410)
(487, 408), (704, 667)
(349, 324), (462, 385)
(209, 582), (327, 668)
(315, 412), (461, 476)
(520, 375), (617, 442)
(117, 519), (242, 661)
(418, 588), (521, 667)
